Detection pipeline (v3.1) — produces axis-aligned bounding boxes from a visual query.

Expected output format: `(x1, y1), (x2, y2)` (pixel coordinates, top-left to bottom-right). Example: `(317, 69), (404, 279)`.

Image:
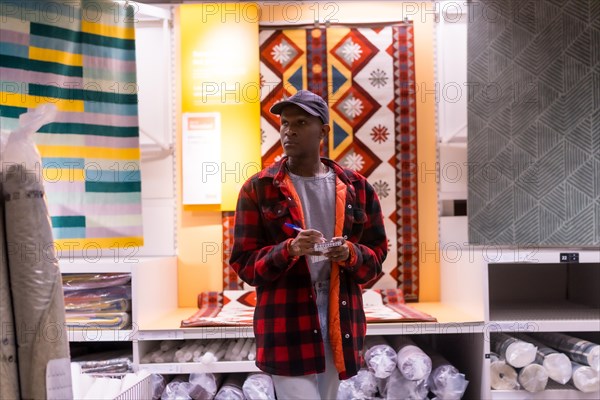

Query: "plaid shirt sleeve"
(229, 178), (297, 287)
(341, 178), (387, 284)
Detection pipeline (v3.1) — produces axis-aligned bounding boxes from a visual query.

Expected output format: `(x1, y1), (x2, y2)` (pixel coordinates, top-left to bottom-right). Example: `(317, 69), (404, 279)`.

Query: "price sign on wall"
(180, 4), (260, 210)
(182, 112), (221, 205)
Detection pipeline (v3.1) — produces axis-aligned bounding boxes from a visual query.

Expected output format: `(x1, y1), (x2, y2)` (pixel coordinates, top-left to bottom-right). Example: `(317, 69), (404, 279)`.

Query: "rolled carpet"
(3, 164), (70, 399)
(0, 180), (21, 399)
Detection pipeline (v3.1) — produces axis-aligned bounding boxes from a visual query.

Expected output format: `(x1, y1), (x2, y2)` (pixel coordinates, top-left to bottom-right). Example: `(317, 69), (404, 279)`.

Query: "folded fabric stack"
(62, 273), (132, 330)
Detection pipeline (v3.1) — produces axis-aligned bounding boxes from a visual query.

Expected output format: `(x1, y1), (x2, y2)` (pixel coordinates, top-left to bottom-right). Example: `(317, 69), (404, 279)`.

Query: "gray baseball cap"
(270, 90), (329, 124)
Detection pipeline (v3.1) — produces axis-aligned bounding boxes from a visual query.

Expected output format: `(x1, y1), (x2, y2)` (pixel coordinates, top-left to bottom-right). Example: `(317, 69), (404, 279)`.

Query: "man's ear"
(320, 124), (330, 140)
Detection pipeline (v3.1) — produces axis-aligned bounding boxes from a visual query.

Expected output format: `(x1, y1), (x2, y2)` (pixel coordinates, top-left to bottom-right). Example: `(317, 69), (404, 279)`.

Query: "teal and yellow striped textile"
(0, 0), (143, 250)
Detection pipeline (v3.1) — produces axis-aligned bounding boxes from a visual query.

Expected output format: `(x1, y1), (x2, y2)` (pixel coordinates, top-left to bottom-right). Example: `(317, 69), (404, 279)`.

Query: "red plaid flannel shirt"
(230, 157), (387, 379)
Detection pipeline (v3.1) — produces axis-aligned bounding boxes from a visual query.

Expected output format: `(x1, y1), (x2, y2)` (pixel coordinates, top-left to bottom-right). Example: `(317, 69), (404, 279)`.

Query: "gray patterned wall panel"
(467, 0), (600, 246)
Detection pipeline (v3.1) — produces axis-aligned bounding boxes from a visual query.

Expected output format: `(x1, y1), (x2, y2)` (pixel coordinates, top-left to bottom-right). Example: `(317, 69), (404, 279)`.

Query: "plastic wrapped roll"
(188, 372), (222, 400)
(363, 336), (397, 378)
(239, 338), (254, 361)
(491, 333), (537, 368)
(76, 357), (132, 374)
(229, 338), (246, 360)
(242, 372), (275, 400)
(530, 332), (600, 372)
(571, 362), (600, 393)
(3, 104), (70, 399)
(515, 334), (572, 385)
(151, 374), (167, 400)
(0, 181), (20, 400)
(387, 336), (432, 381)
(200, 339), (226, 364)
(215, 373), (247, 400)
(518, 363), (548, 393)
(427, 353), (469, 400)
(161, 375), (190, 400)
(337, 369), (378, 400)
(160, 340), (181, 352)
(538, 350), (572, 385)
(379, 368), (428, 400)
(175, 341), (200, 363)
(248, 341), (257, 361)
(489, 353), (519, 390)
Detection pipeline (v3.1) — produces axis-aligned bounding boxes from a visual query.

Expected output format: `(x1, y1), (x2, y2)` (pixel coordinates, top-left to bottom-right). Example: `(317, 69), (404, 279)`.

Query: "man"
(230, 90), (387, 399)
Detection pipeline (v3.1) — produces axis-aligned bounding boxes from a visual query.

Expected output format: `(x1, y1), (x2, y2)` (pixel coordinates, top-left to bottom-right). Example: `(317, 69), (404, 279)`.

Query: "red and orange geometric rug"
(181, 288), (435, 328)
(223, 24), (420, 301)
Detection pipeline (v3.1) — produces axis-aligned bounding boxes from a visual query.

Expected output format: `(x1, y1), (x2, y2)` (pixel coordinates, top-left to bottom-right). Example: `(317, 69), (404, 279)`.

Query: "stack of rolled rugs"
(157, 372), (275, 400)
(490, 332), (599, 393)
(338, 335), (469, 399)
(1, 107), (71, 399)
(141, 338), (257, 364)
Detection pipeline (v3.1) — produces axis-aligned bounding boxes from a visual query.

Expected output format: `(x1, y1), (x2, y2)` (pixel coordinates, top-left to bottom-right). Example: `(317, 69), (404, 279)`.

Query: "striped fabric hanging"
(0, 0), (143, 252)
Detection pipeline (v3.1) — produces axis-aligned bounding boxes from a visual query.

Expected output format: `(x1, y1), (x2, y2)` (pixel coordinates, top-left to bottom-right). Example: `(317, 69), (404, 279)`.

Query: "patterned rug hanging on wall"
(0, 1), (142, 252)
(223, 24), (419, 300)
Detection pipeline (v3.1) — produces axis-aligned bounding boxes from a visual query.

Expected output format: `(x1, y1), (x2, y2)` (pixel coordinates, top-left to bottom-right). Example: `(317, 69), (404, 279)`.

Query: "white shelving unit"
(123, 255), (485, 398)
(480, 249), (600, 400)
(59, 256), (177, 343)
(61, 251), (599, 399)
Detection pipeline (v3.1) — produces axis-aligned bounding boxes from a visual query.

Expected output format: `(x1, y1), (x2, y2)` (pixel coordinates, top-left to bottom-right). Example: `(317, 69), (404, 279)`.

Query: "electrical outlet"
(559, 252), (579, 263)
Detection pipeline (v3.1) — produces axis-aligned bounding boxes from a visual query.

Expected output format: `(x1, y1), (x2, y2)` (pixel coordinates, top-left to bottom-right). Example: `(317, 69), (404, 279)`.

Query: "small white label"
(46, 358), (73, 399)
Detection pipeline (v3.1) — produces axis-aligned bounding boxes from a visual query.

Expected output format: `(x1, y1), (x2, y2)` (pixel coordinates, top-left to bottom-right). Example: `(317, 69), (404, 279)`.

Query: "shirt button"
(309, 295), (313, 299)
(314, 329), (318, 334)
(343, 235), (348, 239)
(342, 300), (347, 306)
(347, 204), (352, 209)
(345, 333), (350, 339)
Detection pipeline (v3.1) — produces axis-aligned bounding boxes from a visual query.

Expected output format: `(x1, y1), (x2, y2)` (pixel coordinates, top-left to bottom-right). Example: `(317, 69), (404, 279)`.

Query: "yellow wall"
(176, 1), (439, 306)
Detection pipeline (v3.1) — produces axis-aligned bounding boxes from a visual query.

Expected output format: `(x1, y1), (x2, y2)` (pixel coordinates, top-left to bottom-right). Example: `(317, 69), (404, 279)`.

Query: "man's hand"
(288, 229), (325, 257)
(323, 237), (350, 263)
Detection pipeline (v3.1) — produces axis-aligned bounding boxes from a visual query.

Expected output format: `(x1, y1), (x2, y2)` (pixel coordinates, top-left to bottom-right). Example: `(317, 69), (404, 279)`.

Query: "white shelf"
(138, 326), (254, 341)
(59, 260), (133, 274)
(491, 390), (600, 400)
(368, 301), (484, 335)
(139, 361), (260, 374)
(137, 302), (485, 340)
(59, 256), (175, 273)
(490, 301), (600, 332)
(138, 307), (252, 340)
(491, 381), (600, 400)
(67, 329), (135, 342)
(487, 249), (600, 265)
